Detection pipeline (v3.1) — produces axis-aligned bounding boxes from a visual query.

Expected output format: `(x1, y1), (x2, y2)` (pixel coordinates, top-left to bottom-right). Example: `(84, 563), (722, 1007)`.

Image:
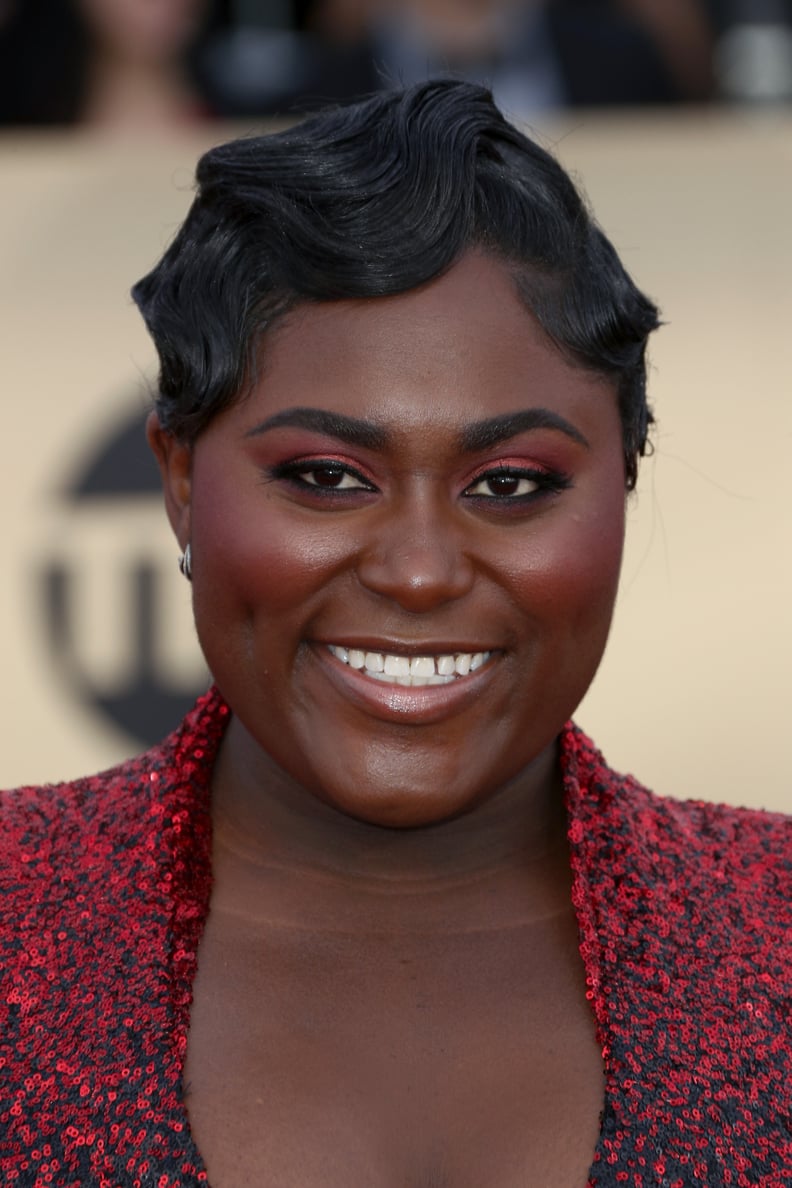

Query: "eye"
(463, 464), (570, 502)
(465, 471), (542, 498)
(269, 459), (377, 494)
(299, 464), (371, 490)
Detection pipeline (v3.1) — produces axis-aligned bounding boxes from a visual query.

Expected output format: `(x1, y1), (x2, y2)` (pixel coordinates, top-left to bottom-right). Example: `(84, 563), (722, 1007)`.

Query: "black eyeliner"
(266, 458), (378, 493)
(463, 465), (572, 505)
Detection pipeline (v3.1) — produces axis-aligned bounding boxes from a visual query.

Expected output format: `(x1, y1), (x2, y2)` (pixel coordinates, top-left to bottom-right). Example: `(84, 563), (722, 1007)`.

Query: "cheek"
(503, 491), (626, 633)
(189, 468), (356, 619)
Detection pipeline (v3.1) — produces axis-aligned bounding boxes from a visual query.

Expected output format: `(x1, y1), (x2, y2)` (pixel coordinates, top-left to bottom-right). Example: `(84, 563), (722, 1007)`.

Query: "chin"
(313, 765), (486, 831)
(327, 788), (474, 831)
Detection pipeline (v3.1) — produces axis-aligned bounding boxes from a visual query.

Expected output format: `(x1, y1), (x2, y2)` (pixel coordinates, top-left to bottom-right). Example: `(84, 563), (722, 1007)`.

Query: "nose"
(355, 493), (476, 613)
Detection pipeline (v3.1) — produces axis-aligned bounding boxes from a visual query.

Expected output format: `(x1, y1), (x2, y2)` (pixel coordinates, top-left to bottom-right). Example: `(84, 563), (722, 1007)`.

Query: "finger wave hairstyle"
(132, 79), (660, 489)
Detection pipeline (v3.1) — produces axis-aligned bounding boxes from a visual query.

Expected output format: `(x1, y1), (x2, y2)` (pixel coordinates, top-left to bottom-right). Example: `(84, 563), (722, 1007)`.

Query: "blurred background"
(1, 1), (790, 809)
(2, 0), (792, 125)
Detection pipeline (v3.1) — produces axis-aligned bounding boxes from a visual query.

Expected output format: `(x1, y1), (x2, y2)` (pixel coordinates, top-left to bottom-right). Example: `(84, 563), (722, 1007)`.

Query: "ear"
(146, 410), (193, 549)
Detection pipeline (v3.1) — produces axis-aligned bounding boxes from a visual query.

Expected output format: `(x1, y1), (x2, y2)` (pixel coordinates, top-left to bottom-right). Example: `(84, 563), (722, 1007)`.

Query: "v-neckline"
(163, 688), (621, 1187)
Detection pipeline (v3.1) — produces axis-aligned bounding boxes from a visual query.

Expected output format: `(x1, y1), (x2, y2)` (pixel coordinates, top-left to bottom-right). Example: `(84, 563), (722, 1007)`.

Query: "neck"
(209, 715), (572, 932)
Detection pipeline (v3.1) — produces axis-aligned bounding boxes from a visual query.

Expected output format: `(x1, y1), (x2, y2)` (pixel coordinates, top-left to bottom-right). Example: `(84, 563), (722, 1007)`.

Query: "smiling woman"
(2, 81), (792, 1188)
(149, 253), (627, 834)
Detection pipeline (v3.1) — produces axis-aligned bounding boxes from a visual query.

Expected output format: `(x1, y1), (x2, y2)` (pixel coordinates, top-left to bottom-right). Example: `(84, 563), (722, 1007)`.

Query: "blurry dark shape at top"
(199, 0), (720, 119)
(0, 0), (789, 129)
(0, 0), (231, 128)
(281, 0), (717, 114)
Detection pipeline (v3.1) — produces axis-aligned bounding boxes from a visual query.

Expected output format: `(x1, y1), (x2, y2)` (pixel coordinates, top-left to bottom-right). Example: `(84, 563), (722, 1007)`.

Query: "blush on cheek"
(204, 526), (348, 613)
(514, 498), (624, 608)
(193, 516), (356, 626)
(189, 444), (353, 602)
(564, 505), (626, 643)
(507, 521), (625, 700)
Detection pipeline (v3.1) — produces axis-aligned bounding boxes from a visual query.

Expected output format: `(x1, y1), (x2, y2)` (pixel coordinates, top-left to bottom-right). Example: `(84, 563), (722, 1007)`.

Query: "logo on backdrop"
(40, 402), (208, 747)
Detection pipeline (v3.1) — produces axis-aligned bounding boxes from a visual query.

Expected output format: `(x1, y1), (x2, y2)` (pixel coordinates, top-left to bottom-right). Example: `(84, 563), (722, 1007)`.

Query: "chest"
(183, 909), (604, 1188)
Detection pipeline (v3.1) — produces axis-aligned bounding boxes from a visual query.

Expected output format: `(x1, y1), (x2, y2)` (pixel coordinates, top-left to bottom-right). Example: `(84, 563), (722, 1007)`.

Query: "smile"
(326, 645), (493, 686)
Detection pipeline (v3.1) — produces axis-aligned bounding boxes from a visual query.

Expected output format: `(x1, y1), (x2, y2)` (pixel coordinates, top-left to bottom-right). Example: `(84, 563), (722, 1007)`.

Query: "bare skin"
(183, 721), (605, 1188)
(150, 253), (623, 1184)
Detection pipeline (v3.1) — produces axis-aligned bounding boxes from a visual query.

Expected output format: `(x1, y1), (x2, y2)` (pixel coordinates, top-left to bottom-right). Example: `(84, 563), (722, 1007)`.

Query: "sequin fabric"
(1, 687), (791, 1186)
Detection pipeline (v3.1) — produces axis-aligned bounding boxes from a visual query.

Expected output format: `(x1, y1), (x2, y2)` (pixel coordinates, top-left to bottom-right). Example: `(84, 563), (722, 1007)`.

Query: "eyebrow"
(245, 407), (388, 450)
(458, 409), (590, 452)
(245, 406), (589, 452)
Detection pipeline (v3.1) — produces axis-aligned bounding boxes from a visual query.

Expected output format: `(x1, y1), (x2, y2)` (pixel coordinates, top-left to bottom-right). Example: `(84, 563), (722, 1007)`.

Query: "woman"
(1, 81), (790, 1187)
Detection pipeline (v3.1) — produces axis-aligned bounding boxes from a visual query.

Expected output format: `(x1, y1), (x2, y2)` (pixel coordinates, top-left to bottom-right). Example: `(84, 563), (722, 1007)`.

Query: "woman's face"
(153, 252), (626, 827)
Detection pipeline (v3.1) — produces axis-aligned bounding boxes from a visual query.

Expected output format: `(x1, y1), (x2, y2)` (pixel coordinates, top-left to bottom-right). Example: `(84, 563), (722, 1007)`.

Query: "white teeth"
(383, 654), (410, 677)
(326, 644), (492, 686)
(409, 656), (435, 677)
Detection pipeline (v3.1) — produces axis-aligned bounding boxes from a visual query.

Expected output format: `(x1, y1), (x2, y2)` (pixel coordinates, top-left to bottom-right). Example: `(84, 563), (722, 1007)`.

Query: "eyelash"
(269, 459), (377, 495)
(463, 464), (571, 504)
(268, 459), (571, 505)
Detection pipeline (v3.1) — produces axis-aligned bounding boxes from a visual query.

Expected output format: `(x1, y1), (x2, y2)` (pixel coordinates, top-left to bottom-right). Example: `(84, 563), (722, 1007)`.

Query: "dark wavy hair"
(132, 79), (660, 488)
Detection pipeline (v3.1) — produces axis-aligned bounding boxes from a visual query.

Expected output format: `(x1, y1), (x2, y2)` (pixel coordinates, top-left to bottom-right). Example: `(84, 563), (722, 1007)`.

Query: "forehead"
(246, 252), (616, 439)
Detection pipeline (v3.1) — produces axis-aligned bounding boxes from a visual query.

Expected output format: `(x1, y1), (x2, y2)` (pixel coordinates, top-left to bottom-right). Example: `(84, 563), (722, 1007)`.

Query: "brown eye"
(466, 472), (540, 498)
(486, 474), (521, 496)
(305, 466), (345, 487)
(299, 464), (372, 490)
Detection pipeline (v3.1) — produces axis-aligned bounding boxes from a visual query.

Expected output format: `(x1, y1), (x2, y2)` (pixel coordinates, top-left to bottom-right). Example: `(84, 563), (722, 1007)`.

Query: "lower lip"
(311, 645), (500, 724)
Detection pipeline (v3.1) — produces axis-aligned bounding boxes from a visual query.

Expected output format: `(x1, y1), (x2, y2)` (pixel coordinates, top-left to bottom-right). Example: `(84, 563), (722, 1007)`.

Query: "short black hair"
(132, 79), (660, 488)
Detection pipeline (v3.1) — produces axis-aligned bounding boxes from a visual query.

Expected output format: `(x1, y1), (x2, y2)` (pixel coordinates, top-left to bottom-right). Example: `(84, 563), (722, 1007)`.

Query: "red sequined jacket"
(2, 688), (791, 1187)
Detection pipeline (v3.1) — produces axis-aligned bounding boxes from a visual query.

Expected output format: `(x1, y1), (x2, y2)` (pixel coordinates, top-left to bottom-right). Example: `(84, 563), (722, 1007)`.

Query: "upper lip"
(315, 638), (500, 656)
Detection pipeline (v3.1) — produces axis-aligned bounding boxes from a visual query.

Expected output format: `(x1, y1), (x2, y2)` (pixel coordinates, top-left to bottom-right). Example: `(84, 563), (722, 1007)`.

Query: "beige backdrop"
(2, 112), (790, 809)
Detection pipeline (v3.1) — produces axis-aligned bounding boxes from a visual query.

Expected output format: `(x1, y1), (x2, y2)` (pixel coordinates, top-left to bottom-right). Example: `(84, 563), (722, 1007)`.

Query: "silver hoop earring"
(178, 543), (192, 581)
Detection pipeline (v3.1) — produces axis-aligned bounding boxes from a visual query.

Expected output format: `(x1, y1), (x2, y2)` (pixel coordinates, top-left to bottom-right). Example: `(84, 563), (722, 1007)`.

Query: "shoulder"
(565, 723), (792, 1097)
(566, 727), (792, 1176)
(565, 719), (792, 843)
(563, 721), (792, 921)
(0, 751), (158, 870)
(0, 687), (229, 889)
